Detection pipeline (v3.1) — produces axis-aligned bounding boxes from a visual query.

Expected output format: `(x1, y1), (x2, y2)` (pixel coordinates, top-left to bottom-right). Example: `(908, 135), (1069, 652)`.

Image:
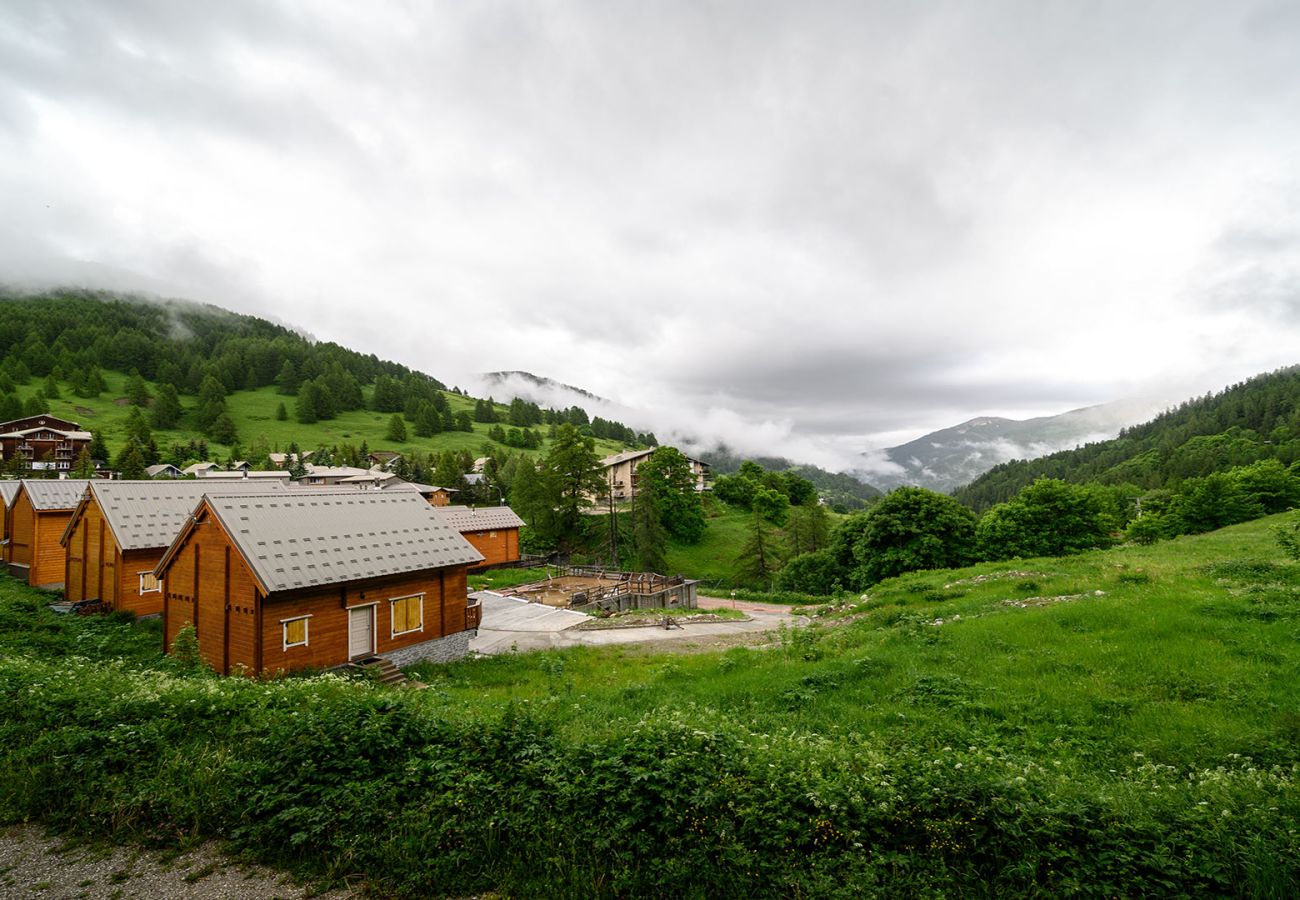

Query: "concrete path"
(469, 591), (804, 656)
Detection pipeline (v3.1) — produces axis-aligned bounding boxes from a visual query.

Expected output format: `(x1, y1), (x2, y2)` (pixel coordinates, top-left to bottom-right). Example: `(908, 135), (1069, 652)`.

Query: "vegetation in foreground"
(2, 516), (1300, 896)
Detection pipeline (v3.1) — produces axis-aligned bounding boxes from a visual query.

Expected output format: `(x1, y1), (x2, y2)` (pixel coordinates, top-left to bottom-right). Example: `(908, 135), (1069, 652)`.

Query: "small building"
(436, 505), (526, 569)
(60, 480), (288, 617)
(336, 469), (404, 490)
(146, 463), (182, 479)
(156, 491), (484, 676)
(424, 485), (457, 507)
(0, 415), (93, 474)
(297, 464), (373, 486)
(599, 448), (709, 502)
(268, 450), (313, 469)
(367, 451), (403, 470)
(182, 462), (220, 478)
(3, 479), (92, 588)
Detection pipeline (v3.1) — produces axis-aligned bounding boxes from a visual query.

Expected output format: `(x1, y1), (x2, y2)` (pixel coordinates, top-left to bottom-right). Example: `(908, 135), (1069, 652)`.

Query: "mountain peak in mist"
(868, 396), (1172, 493)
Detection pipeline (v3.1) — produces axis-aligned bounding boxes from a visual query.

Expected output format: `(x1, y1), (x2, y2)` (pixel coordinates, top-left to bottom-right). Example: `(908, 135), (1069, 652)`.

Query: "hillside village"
(0, 407), (718, 676)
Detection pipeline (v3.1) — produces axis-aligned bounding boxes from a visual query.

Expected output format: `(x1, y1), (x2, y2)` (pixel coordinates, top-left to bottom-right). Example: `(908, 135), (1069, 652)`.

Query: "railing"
(465, 602), (482, 630)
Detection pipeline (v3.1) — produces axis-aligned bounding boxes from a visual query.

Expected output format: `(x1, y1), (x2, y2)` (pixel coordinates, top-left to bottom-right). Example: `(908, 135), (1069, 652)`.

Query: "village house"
(297, 464), (373, 486)
(4, 479), (92, 588)
(436, 505), (526, 569)
(599, 448), (710, 502)
(61, 480), (288, 617)
(0, 415), (93, 473)
(182, 461), (220, 478)
(146, 463), (182, 479)
(367, 450), (403, 470)
(156, 490), (484, 676)
(268, 450), (313, 469)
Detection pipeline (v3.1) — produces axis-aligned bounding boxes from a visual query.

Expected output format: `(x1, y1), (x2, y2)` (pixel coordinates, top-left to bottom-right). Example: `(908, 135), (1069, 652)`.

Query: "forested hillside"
(0, 291), (648, 473)
(956, 366), (1300, 510)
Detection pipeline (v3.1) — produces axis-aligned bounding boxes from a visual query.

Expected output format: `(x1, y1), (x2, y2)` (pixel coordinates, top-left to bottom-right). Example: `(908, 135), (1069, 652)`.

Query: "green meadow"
(1, 515), (1299, 895)
(12, 370), (630, 461)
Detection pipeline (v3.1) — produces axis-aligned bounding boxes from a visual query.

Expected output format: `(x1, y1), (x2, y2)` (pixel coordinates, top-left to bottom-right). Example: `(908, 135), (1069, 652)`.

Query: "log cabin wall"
(161, 511), (263, 675)
(64, 499), (110, 605)
(6, 491), (34, 568)
(461, 528), (519, 569)
(31, 510), (74, 588)
(260, 566), (470, 675)
(119, 549), (165, 617)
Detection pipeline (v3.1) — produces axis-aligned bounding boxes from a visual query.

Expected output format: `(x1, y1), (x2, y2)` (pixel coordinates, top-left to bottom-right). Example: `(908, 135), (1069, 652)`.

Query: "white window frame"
(281, 614), (312, 651)
(390, 593), (425, 638)
(138, 571), (162, 594)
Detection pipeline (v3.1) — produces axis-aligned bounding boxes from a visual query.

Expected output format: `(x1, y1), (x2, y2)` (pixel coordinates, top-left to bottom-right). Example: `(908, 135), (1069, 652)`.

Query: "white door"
(348, 605), (374, 659)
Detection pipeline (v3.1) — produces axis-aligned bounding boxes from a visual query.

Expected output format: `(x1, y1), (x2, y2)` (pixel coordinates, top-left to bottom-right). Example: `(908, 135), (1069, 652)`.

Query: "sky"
(3, 1), (1300, 473)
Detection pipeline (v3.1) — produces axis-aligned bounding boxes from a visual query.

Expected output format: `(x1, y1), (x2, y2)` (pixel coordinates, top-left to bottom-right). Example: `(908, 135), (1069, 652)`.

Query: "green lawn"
(13, 372), (631, 461)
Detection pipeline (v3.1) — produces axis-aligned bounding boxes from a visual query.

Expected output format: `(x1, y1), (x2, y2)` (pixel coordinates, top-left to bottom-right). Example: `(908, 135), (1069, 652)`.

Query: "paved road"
(469, 591), (804, 655)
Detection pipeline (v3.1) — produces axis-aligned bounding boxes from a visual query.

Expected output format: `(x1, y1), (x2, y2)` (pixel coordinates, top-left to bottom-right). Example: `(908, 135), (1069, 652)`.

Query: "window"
(138, 572), (161, 594)
(390, 594), (424, 637)
(282, 616), (310, 650)
(489, 530), (498, 538)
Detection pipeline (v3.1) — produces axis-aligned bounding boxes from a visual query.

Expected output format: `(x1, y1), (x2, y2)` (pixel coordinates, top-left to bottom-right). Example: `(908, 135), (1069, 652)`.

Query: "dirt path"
(0, 826), (356, 900)
(696, 594), (799, 614)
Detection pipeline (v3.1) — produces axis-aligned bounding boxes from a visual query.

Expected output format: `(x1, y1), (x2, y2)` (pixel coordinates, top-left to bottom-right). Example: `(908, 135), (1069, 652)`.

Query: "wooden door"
(348, 605), (374, 659)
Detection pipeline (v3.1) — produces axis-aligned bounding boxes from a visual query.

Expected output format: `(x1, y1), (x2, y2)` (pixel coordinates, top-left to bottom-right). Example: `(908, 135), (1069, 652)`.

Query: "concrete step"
(355, 655), (408, 687)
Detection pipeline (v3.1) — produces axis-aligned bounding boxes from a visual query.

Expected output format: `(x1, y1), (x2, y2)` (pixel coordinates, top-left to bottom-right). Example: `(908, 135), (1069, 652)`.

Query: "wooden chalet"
(61, 481), (288, 617)
(0, 415), (93, 474)
(4, 480), (91, 588)
(156, 491), (484, 676)
(436, 505), (526, 569)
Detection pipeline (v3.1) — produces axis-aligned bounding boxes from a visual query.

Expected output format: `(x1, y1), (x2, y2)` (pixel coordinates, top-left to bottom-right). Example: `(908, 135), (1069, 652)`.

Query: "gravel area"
(0, 826), (357, 900)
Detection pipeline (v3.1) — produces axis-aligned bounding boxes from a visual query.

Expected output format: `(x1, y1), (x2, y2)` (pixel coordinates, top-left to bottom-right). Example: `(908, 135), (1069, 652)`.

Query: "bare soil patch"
(0, 825), (356, 899)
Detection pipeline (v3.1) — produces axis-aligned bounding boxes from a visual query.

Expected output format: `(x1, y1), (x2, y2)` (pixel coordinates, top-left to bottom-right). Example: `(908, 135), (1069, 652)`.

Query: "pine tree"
(631, 491), (668, 573)
(115, 440), (149, 480)
(735, 511), (781, 589)
(386, 414), (408, 442)
(151, 383), (183, 429)
(275, 401), (288, 421)
(125, 372), (152, 407)
(71, 446), (97, 479)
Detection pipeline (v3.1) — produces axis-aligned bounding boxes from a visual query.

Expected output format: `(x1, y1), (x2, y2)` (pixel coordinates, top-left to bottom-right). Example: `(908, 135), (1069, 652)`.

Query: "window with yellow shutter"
(390, 594), (424, 637)
(138, 572), (161, 594)
(282, 616), (309, 650)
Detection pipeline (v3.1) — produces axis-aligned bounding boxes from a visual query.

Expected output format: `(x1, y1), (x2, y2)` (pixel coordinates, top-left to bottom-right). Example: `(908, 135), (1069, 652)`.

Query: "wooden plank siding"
(66, 500), (159, 612)
(461, 527), (520, 569)
(6, 489), (34, 569)
(30, 510), (73, 588)
(160, 503), (471, 676)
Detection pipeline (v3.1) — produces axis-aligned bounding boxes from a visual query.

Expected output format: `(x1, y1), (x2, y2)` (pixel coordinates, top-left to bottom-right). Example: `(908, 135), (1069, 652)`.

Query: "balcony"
(465, 601), (483, 630)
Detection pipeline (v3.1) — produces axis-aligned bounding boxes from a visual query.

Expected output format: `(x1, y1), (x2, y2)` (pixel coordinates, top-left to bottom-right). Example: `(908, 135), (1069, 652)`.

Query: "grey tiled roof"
(0, 481), (20, 506)
(436, 504), (526, 532)
(21, 479), (92, 511)
(201, 491), (484, 594)
(74, 480), (289, 551)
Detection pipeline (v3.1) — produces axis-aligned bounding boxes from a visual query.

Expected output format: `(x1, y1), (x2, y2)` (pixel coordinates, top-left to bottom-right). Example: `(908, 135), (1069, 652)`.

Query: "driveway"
(469, 591), (804, 655)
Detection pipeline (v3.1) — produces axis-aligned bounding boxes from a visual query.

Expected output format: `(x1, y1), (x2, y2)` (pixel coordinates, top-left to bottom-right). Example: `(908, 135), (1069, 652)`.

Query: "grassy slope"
(663, 501), (847, 588)
(12, 372), (629, 461)
(4, 515), (1300, 894)
(433, 513), (1300, 767)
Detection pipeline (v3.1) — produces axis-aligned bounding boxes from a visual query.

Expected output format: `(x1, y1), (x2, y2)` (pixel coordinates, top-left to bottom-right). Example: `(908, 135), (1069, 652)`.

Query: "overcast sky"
(3, 1), (1300, 472)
